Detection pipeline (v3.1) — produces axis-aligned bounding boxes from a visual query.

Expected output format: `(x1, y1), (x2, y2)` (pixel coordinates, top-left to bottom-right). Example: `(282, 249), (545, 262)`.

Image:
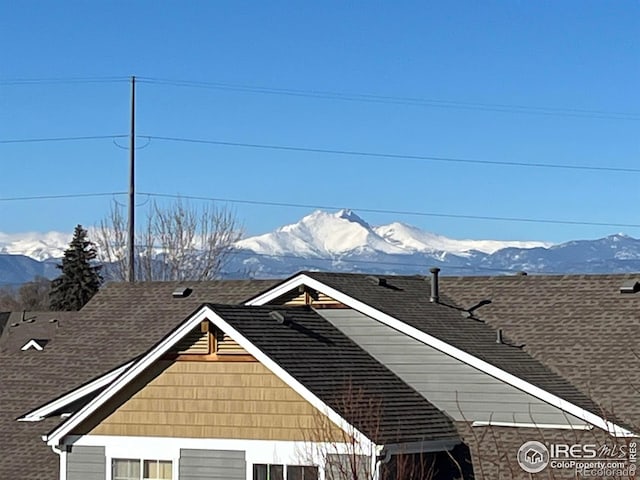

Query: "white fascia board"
(246, 274), (637, 438)
(19, 360), (134, 422)
(46, 305), (375, 450)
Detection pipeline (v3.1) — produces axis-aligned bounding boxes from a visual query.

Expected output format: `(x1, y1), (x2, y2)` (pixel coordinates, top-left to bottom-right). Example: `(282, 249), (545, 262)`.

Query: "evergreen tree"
(50, 225), (103, 311)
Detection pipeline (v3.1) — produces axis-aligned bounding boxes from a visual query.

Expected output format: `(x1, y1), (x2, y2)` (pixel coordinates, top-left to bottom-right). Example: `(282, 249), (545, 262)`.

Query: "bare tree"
(0, 276), (52, 311)
(300, 381), (463, 480)
(95, 199), (243, 281)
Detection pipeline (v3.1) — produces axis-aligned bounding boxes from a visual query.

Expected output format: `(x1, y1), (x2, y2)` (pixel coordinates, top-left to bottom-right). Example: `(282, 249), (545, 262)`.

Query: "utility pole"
(128, 76), (136, 282)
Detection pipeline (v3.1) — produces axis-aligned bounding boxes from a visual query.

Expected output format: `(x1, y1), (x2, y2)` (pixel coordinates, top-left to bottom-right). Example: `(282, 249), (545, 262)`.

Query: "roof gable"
(247, 272), (636, 437)
(47, 303), (458, 448)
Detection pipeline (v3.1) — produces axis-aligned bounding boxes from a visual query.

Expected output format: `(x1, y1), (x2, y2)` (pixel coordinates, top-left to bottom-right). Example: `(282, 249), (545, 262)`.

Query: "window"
(253, 464), (318, 480)
(112, 459), (172, 480)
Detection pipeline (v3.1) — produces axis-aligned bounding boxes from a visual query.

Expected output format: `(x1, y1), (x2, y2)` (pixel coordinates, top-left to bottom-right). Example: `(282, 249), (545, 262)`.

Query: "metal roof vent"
(269, 311), (290, 325)
(172, 287), (192, 298)
(366, 275), (387, 287)
(620, 280), (640, 294)
(429, 267), (440, 303)
(496, 329), (503, 344)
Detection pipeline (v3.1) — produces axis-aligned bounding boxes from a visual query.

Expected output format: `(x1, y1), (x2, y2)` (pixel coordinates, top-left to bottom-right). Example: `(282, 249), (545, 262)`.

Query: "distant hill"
(3, 209), (640, 284)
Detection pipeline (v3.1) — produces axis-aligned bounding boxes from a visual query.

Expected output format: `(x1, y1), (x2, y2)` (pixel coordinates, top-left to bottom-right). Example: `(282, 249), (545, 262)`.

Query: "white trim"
(471, 420), (595, 430)
(19, 361), (134, 422)
(21, 339), (44, 351)
(46, 306), (374, 450)
(246, 274), (637, 438)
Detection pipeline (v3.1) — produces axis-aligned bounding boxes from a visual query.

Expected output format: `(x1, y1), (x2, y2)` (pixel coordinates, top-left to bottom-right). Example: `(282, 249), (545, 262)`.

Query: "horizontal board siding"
(320, 309), (587, 426)
(179, 449), (245, 480)
(67, 445), (105, 480)
(87, 361), (343, 440)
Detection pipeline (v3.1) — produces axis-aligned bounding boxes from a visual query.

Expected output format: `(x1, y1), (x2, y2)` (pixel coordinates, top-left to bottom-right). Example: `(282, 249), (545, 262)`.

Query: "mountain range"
(3, 209), (640, 285)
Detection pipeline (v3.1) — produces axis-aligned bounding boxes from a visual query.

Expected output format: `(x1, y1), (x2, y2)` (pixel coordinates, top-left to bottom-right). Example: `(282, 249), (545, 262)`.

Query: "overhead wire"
(138, 76), (640, 121)
(0, 76), (129, 85)
(142, 135), (640, 174)
(139, 192), (640, 230)
(0, 135), (128, 144)
(0, 192), (127, 202)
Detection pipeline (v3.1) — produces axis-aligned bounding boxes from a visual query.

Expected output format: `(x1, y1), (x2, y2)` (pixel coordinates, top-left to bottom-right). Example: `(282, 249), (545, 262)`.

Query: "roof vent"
(269, 311), (290, 325)
(172, 287), (192, 298)
(429, 267), (440, 303)
(468, 299), (492, 314)
(366, 275), (387, 287)
(496, 329), (503, 344)
(21, 339), (48, 351)
(620, 280), (640, 294)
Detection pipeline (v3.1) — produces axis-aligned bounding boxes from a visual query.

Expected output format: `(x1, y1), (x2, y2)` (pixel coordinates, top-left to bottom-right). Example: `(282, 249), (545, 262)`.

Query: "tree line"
(0, 199), (241, 311)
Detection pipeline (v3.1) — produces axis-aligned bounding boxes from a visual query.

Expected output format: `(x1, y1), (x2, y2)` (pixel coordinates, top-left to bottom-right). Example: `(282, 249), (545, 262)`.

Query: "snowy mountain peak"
(235, 209), (551, 259)
(0, 231), (71, 261)
(237, 209), (403, 257)
(335, 208), (369, 227)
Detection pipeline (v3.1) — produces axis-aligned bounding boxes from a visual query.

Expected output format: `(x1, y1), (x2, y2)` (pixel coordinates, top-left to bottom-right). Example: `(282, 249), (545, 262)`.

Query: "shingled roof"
(439, 273), (640, 431)
(3, 280), (276, 480)
(0, 312), (78, 480)
(23, 280), (277, 413)
(298, 272), (620, 429)
(207, 304), (459, 445)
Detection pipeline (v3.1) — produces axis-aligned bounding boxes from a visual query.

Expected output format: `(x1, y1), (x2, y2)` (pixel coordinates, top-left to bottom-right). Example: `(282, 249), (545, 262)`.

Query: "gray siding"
(179, 449), (245, 480)
(67, 445), (105, 480)
(319, 309), (587, 426)
(326, 454), (370, 480)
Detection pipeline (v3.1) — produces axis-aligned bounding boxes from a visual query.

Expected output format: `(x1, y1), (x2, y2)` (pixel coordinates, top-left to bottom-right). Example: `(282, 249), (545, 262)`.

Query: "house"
(44, 304), (471, 480)
(0, 280), (277, 480)
(7, 272), (640, 479)
(244, 270), (639, 478)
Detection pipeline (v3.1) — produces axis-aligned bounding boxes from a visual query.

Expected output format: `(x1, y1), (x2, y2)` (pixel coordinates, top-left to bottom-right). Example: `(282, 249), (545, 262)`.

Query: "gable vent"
(215, 330), (247, 354)
(173, 324), (210, 354)
(620, 280), (640, 294)
(275, 287), (341, 307)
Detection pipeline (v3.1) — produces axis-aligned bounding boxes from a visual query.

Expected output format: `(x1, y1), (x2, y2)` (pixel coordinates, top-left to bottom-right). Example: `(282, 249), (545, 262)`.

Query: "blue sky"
(1, 1), (639, 243)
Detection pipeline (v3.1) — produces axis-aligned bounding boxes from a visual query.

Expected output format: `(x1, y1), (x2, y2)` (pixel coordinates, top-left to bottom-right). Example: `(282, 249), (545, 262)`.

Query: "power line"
(138, 76), (640, 121)
(0, 76), (129, 85)
(0, 192), (126, 202)
(0, 188), (636, 230)
(0, 135), (127, 144)
(139, 191), (640, 230)
(143, 135), (640, 174)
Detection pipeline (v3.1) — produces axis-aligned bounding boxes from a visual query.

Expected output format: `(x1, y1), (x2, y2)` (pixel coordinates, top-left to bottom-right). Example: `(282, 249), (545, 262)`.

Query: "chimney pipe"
(429, 267), (440, 303)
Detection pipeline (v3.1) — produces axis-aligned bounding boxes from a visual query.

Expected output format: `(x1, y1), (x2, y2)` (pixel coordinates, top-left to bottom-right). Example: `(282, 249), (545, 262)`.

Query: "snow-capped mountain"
(3, 209), (640, 283)
(0, 231), (70, 261)
(236, 209), (548, 258)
